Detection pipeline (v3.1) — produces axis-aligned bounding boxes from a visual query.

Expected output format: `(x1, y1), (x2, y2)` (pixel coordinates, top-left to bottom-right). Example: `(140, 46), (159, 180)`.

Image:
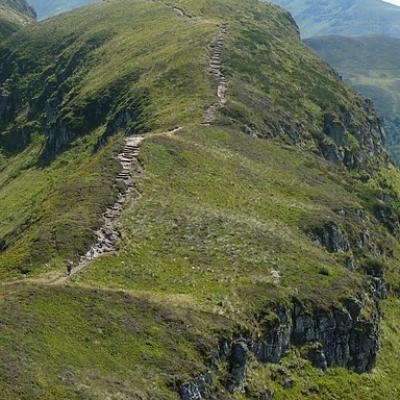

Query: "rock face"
(226, 341), (248, 392)
(178, 294), (380, 399)
(314, 223), (350, 253)
(324, 113), (348, 147)
(179, 374), (212, 400)
(252, 304), (292, 364)
(320, 101), (386, 171)
(252, 297), (379, 373)
(307, 344), (328, 370)
(290, 299), (379, 373)
(0, 86), (8, 121)
(374, 193), (400, 237)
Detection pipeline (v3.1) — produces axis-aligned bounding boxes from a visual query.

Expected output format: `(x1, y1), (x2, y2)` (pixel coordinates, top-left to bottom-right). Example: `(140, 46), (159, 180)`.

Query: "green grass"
(74, 126), (366, 311)
(0, 283), (231, 399)
(1, 0), (400, 398)
(0, 0), (217, 278)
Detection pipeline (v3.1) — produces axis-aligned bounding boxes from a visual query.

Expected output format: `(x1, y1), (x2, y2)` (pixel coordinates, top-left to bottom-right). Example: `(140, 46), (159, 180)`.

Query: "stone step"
(122, 150), (135, 154)
(122, 151), (137, 155)
(121, 154), (135, 159)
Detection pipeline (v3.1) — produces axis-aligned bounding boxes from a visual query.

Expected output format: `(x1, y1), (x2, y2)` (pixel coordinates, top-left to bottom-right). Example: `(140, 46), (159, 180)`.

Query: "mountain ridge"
(2, 0), (400, 398)
(0, 0), (35, 39)
(271, 0), (400, 38)
(27, 0), (99, 20)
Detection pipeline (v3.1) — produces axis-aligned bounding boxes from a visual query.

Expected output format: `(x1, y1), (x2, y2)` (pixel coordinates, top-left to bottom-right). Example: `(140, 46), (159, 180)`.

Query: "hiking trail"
(204, 23), (229, 124)
(2, 19), (228, 288)
(53, 135), (145, 284)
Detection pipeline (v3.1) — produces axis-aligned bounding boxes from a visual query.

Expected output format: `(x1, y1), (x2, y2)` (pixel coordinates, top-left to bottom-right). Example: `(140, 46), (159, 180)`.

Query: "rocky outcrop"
(307, 343), (328, 370)
(226, 341), (248, 392)
(313, 223), (350, 253)
(251, 297), (379, 373)
(252, 304), (292, 364)
(178, 293), (380, 399)
(374, 193), (400, 237)
(0, 86), (9, 121)
(179, 374), (213, 400)
(290, 298), (379, 373)
(323, 113), (349, 147)
(320, 101), (386, 171)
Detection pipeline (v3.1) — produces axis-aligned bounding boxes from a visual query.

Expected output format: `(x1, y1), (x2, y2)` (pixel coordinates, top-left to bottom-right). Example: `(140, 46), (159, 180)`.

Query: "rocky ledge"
(178, 292), (381, 399)
(319, 100), (387, 171)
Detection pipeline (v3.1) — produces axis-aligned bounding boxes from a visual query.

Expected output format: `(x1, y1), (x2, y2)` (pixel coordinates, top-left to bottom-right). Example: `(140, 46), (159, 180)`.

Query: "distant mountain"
(0, 0), (35, 38)
(306, 34), (400, 163)
(27, 0), (99, 20)
(272, 0), (400, 38)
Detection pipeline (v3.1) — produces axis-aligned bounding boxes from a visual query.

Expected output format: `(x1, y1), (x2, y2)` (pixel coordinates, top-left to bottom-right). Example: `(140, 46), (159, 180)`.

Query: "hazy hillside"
(2, 0), (400, 398)
(306, 35), (400, 164)
(0, 0), (34, 38)
(271, 0), (400, 38)
(27, 0), (99, 20)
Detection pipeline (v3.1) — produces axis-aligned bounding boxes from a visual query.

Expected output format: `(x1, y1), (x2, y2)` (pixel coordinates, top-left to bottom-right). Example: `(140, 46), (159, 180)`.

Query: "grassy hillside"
(0, 0), (34, 39)
(2, 0), (400, 398)
(27, 0), (99, 20)
(306, 35), (400, 164)
(271, 0), (400, 38)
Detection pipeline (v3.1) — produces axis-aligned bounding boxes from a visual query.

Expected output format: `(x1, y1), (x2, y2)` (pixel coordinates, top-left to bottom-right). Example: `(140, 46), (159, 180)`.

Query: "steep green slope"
(2, 0), (400, 398)
(27, 0), (99, 20)
(0, 0), (215, 278)
(0, 0), (35, 39)
(271, 0), (400, 38)
(305, 35), (400, 164)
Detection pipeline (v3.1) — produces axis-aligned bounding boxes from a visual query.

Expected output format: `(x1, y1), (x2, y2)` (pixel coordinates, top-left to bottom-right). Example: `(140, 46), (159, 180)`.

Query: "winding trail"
(53, 135), (145, 284)
(2, 17), (229, 288)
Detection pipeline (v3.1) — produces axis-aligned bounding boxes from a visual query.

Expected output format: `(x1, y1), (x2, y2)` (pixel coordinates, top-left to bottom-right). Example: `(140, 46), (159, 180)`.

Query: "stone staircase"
(53, 135), (144, 283)
(204, 23), (229, 125)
